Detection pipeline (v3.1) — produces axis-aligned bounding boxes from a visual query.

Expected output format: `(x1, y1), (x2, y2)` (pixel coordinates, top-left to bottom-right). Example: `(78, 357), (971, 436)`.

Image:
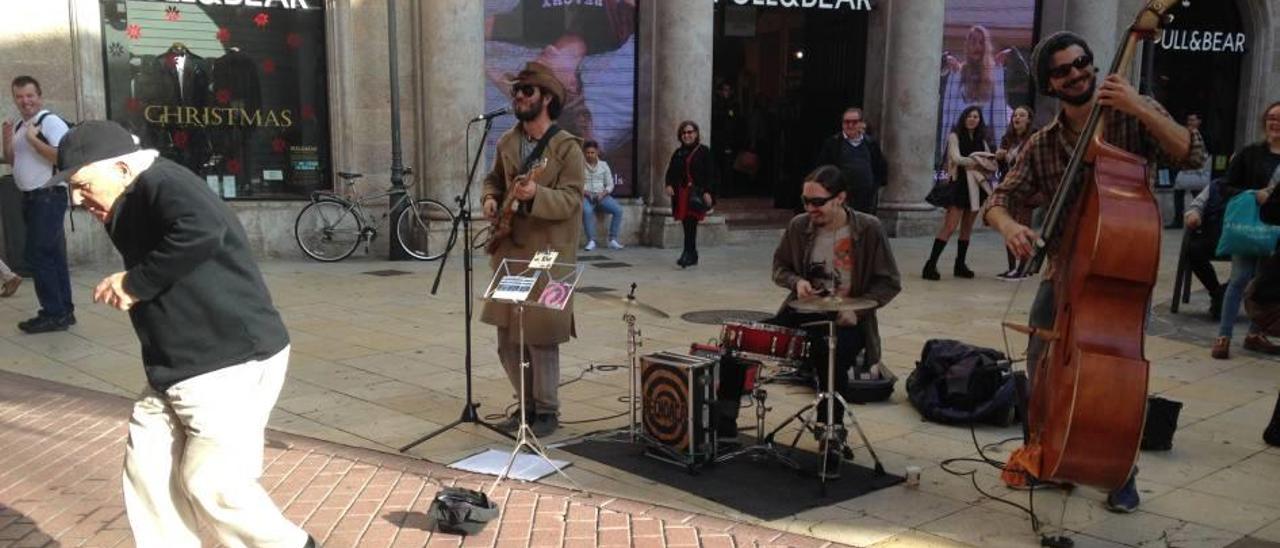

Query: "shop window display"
(99, 0), (329, 200)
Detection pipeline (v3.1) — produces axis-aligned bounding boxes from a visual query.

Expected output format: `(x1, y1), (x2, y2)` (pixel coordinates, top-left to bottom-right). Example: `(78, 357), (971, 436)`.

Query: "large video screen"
(935, 0), (1039, 167)
(483, 0), (636, 196)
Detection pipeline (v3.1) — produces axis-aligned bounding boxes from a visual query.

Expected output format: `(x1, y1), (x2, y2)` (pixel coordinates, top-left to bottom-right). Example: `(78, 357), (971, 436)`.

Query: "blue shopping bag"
(1216, 190), (1280, 257)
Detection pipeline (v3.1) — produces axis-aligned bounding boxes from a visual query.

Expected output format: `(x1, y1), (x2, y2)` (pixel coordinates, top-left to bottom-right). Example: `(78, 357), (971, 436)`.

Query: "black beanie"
(1031, 31), (1095, 96)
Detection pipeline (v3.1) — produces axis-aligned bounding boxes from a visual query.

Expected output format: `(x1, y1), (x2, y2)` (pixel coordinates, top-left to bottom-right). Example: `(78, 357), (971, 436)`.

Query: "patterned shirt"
(987, 95), (1206, 218)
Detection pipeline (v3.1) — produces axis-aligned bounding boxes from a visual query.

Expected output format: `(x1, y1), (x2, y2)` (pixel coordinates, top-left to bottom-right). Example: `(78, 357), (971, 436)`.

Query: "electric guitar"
(485, 158), (548, 254)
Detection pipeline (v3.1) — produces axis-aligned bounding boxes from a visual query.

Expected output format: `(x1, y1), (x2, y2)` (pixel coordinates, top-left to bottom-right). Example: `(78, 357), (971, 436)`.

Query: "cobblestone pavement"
(1, 230), (1279, 547)
(0, 370), (846, 548)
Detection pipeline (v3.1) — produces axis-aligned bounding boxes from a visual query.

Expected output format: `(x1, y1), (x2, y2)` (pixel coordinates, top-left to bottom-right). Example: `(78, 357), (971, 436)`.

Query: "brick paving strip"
(0, 371), (846, 548)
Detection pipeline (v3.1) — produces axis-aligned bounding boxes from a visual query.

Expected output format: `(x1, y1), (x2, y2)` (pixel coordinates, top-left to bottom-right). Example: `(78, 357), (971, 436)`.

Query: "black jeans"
(774, 309), (864, 424)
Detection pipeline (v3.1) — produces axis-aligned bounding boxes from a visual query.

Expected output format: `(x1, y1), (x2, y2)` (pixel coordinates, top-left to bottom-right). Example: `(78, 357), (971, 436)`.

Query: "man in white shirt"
(2, 76), (73, 333)
(580, 140), (624, 250)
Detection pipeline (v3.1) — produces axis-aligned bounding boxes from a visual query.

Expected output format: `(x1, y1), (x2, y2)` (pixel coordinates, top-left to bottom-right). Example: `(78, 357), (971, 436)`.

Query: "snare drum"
(720, 321), (809, 364)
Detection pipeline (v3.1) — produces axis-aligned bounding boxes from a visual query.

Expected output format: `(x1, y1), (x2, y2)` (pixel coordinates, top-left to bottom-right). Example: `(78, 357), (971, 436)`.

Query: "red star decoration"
(125, 97), (143, 113)
(253, 12), (270, 28)
(216, 27), (231, 43)
(215, 88), (232, 105)
(286, 33), (303, 50)
(261, 58), (276, 75)
(126, 24), (142, 41)
(301, 104), (316, 121)
(272, 137), (288, 154)
(164, 6), (181, 22)
(226, 158), (242, 175)
(172, 130), (189, 150)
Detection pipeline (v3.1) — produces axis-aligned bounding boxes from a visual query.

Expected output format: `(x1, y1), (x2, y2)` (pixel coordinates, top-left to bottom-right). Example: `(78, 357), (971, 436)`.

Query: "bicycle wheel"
(295, 199), (363, 262)
(395, 198), (457, 261)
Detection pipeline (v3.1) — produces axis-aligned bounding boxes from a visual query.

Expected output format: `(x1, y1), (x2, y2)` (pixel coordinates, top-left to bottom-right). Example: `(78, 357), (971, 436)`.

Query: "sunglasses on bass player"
(1047, 54), (1093, 80)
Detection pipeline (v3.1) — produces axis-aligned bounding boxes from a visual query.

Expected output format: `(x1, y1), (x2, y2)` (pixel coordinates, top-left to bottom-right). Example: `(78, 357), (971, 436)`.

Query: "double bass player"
(985, 31), (1206, 512)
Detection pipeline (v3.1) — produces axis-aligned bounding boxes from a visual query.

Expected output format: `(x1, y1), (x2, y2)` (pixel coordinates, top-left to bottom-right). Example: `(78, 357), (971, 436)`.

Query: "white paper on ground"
(447, 448), (571, 482)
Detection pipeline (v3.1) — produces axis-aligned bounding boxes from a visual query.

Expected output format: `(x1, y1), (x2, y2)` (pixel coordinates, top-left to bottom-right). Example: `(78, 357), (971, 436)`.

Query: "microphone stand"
(400, 114), (511, 453)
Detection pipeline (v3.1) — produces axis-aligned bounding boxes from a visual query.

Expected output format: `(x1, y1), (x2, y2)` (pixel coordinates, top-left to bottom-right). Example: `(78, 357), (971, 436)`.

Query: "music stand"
(483, 258), (585, 494)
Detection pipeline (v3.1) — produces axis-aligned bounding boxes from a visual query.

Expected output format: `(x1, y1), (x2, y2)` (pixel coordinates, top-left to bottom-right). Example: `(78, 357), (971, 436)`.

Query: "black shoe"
(530, 413), (559, 437)
(1265, 420), (1280, 447)
(1105, 469), (1140, 513)
(954, 264), (976, 279)
(677, 252), (690, 268)
(304, 535), (321, 548)
(922, 263), (941, 281)
(818, 439), (843, 479)
(495, 410), (525, 433)
(18, 314), (72, 334)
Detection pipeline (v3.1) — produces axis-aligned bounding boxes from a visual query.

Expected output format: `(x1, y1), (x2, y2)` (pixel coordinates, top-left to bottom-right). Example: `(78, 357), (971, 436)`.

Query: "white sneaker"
(608, 239), (624, 250)
(584, 240), (596, 251)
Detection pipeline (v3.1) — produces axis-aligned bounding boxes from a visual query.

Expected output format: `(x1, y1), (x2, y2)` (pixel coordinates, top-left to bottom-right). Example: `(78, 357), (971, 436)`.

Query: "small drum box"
(640, 352), (718, 467)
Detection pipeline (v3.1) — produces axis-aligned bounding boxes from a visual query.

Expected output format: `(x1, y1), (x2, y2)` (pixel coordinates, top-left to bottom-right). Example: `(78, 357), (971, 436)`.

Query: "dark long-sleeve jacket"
(664, 143), (718, 196)
(112, 157), (289, 391)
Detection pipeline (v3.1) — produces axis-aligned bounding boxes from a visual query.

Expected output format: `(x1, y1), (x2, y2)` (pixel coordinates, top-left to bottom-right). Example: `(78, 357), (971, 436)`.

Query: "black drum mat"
(558, 437), (903, 519)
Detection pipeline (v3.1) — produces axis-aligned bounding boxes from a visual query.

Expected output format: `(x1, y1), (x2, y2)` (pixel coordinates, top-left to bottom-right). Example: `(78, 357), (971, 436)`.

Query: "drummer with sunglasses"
(762, 164), (901, 475)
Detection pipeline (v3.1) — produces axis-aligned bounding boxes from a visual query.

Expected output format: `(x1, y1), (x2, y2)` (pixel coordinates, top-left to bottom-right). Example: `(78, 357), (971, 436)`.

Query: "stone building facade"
(0, 0), (1275, 264)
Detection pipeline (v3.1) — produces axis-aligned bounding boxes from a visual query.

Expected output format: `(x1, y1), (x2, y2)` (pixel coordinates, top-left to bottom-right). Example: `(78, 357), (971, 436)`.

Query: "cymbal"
(587, 292), (671, 318)
(788, 296), (878, 313)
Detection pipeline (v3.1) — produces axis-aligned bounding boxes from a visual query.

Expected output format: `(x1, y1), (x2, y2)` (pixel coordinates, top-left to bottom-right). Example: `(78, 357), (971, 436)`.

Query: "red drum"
(689, 342), (762, 393)
(720, 321), (808, 364)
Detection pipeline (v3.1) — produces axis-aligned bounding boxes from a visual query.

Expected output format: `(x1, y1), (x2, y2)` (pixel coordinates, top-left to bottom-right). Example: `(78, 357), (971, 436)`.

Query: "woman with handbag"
(922, 106), (998, 281)
(1211, 100), (1280, 359)
(994, 105), (1036, 280)
(664, 120), (717, 268)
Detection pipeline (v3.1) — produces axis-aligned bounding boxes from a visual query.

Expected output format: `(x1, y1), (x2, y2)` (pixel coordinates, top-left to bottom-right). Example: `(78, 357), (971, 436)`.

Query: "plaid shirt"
(987, 96), (1206, 218)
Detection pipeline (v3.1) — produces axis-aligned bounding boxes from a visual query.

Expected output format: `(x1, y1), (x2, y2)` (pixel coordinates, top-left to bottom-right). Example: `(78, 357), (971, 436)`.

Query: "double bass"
(1007, 1), (1179, 491)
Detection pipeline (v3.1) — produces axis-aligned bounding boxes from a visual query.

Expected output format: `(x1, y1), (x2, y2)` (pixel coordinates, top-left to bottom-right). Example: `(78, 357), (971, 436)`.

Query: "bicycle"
(294, 168), (459, 262)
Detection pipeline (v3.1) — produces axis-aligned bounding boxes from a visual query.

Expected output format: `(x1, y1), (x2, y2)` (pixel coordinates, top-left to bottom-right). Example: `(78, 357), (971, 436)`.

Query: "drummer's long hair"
(805, 164), (845, 197)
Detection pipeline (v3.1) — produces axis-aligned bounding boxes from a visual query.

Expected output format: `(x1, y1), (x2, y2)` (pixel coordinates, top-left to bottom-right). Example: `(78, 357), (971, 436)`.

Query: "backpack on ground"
(906, 339), (1017, 426)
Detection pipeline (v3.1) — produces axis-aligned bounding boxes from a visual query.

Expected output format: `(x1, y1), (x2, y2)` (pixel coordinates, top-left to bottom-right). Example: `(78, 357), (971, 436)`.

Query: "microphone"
(472, 107), (509, 121)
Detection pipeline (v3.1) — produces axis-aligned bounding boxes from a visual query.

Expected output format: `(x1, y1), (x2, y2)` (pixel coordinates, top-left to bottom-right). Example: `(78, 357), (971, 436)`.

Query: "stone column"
(876, 0), (946, 237)
(415, 1), (484, 205)
(1066, 0), (1120, 68)
(639, 0), (718, 247)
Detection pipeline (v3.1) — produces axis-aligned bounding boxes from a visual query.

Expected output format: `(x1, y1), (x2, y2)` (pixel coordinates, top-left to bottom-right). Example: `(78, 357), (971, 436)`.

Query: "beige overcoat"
(479, 125), (585, 345)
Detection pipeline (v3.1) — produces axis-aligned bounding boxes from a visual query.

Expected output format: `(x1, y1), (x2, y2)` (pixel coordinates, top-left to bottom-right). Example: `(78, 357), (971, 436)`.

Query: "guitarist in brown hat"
(480, 61), (585, 437)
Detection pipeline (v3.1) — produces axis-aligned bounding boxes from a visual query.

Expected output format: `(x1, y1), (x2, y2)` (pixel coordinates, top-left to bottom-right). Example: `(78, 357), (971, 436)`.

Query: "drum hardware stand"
(488, 303), (583, 495)
(714, 383), (801, 470)
(765, 320), (885, 493)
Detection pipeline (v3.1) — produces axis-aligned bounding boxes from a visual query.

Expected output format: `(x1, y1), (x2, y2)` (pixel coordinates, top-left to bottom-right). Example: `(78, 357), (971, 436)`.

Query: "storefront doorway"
(712, 4), (870, 210)
(1147, 0), (1245, 170)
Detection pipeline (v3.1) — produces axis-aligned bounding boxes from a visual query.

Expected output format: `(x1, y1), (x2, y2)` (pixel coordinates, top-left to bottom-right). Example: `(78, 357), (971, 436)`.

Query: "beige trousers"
(122, 346), (307, 548)
(496, 327), (561, 415)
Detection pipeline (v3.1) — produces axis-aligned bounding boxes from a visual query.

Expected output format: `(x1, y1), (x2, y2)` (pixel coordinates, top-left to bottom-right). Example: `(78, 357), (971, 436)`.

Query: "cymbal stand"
(764, 320), (885, 493)
(488, 304), (582, 495)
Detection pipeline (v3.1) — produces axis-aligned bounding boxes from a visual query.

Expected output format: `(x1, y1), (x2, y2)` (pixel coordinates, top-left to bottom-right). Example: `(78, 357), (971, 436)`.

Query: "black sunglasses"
(1048, 54), (1093, 79)
(801, 194), (837, 207)
(680, 129), (697, 135)
(510, 83), (538, 98)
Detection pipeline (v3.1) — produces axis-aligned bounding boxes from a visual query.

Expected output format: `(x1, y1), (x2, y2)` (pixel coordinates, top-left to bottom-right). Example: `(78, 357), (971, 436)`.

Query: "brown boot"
(1243, 333), (1280, 355)
(1211, 337), (1230, 360)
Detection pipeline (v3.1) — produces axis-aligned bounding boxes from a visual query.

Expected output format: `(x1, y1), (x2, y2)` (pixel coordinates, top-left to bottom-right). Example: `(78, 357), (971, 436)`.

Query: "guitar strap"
(520, 125), (561, 174)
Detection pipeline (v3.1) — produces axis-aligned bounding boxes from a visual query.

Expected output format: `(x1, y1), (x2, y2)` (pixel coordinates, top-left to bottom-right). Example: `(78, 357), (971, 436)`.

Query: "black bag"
(1140, 396), (1182, 451)
(689, 191), (711, 213)
(426, 487), (499, 535)
(907, 339), (1016, 425)
(924, 180), (952, 208)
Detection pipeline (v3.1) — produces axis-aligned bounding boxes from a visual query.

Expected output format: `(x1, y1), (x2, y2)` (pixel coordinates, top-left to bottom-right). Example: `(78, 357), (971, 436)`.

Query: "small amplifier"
(640, 352), (718, 467)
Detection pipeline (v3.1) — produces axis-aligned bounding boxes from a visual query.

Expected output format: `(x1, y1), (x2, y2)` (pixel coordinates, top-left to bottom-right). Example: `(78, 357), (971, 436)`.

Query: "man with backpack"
(2, 76), (73, 333)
